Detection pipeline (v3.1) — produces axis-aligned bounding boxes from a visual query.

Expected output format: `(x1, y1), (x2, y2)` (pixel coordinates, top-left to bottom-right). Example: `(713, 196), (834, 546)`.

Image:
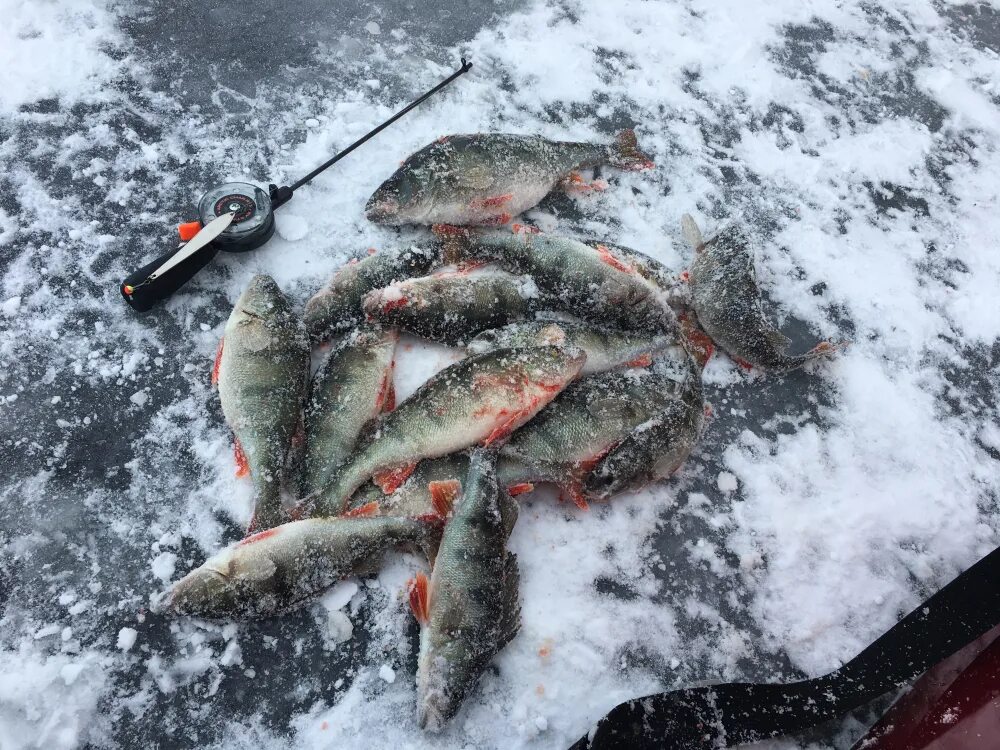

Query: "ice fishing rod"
(120, 58), (473, 313)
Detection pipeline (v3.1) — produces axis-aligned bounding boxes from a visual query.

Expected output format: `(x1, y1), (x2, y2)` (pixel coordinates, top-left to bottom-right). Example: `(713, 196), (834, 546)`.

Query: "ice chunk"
(377, 664), (395, 683)
(276, 213), (309, 242)
(116, 627), (137, 652)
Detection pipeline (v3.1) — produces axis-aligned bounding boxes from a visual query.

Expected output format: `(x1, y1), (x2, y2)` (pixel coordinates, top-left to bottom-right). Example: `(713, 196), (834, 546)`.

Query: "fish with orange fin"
(467, 321), (674, 376)
(366, 130), (654, 227)
(682, 214), (845, 372)
(361, 270), (537, 345)
(436, 227), (677, 335)
(304, 346), (586, 518)
(410, 449), (520, 731)
(216, 275), (310, 533)
(498, 358), (690, 508)
(303, 244), (441, 343)
(158, 511), (443, 621)
(583, 349), (707, 500)
(302, 327), (398, 498)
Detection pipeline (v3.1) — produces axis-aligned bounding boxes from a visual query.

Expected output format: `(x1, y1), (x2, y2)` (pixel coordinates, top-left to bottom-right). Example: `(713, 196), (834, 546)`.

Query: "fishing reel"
(120, 58), (473, 313)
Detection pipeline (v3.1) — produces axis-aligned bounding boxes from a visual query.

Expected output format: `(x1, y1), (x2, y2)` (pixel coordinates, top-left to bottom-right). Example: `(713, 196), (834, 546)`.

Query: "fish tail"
(779, 339), (848, 372)
(607, 129), (654, 171)
(248, 475), (286, 534)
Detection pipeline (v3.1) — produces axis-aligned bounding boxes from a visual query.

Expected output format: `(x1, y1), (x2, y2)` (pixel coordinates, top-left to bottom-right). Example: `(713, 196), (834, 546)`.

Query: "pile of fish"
(159, 130), (844, 730)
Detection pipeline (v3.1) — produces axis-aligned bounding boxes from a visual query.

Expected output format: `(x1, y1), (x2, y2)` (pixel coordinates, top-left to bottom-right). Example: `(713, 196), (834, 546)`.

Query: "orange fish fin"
(342, 501), (380, 518)
(561, 481), (590, 511)
(734, 357), (754, 371)
(238, 527), (280, 546)
(482, 410), (526, 446)
(211, 337), (224, 386)
(471, 193), (513, 209)
(234, 437), (250, 478)
(507, 482), (535, 497)
(624, 352), (653, 368)
(373, 462), (417, 494)
(609, 129), (655, 171)
(408, 573), (430, 624)
(679, 270), (690, 283)
(376, 369), (396, 413)
(595, 244), (634, 274)
(380, 295), (409, 314)
(562, 171), (608, 193)
(429, 480), (461, 518)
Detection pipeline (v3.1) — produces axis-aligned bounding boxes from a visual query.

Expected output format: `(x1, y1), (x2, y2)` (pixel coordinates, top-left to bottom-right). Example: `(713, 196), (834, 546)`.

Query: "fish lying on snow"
(682, 214), (843, 372)
(303, 245), (440, 342)
(584, 352), (706, 500)
(304, 346), (586, 517)
(468, 321), (674, 375)
(498, 364), (688, 508)
(366, 130), (654, 227)
(302, 327), (397, 498)
(409, 449), (520, 731)
(214, 275), (310, 533)
(437, 228), (677, 334)
(362, 269), (538, 345)
(160, 514), (442, 621)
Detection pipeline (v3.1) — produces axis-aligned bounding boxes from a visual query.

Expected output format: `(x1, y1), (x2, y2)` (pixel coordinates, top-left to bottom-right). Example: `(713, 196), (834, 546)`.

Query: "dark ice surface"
(1, 0), (999, 748)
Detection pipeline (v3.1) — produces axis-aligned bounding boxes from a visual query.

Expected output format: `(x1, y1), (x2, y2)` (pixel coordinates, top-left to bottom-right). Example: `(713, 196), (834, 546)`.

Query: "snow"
(1, 0), (999, 748)
(116, 628), (137, 652)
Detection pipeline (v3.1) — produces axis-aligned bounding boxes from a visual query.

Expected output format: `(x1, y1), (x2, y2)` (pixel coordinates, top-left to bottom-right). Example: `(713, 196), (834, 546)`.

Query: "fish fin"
(765, 328), (792, 353)
(561, 481), (590, 511)
(245, 512), (258, 536)
(483, 411), (524, 446)
(373, 463), (417, 494)
(495, 552), (522, 650)
(498, 491), (519, 539)
(679, 270), (690, 282)
(681, 214), (705, 251)
(733, 356), (755, 371)
(562, 171), (609, 193)
(595, 244), (635, 274)
(808, 340), (846, 358)
(238, 527), (282, 546)
(211, 337), (224, 386)
(432, 223), (472, 265)
(607, 129), (654, 171)
(376, 369), (396, 413)
(511, 223), (541, 235)
(506, 482), (535, 497)
(482, 212), (512, 226)
(233, 438), (250, 478)
(342, 501), (380, 518)
(470, 193), (513, 209)
(428, 480), (461, 519)
(678, 313), (715, 369)
(624, 352), (653, 368)
(408, 573), (431, 625)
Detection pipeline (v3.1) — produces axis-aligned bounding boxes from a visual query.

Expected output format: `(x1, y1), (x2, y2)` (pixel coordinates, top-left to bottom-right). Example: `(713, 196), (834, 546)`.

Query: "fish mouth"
(365, 197), (400, 223)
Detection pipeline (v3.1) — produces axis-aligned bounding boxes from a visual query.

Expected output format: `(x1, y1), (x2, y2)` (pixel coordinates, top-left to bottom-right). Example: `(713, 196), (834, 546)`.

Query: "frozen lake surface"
(1, 0), (999, 747)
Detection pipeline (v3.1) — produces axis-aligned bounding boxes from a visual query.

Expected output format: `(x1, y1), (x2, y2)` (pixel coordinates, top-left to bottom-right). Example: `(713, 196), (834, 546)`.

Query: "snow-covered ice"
(1, 0), (999, 748)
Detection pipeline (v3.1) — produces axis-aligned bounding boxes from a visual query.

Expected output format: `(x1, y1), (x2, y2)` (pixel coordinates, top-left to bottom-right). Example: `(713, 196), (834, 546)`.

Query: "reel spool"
(197, 182), (275, 252)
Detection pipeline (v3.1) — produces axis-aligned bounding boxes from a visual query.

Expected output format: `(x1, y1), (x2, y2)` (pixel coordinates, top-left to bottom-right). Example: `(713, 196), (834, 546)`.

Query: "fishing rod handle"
(120, 240), (220, 313)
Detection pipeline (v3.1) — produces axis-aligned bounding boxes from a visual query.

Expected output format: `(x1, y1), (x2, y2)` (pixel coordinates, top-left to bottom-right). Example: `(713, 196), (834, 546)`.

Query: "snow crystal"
(327, 611), (354, 645)
(365, 21), (381, 35)
(150, 552), (177, 582)
(717, 472), (738, 493)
